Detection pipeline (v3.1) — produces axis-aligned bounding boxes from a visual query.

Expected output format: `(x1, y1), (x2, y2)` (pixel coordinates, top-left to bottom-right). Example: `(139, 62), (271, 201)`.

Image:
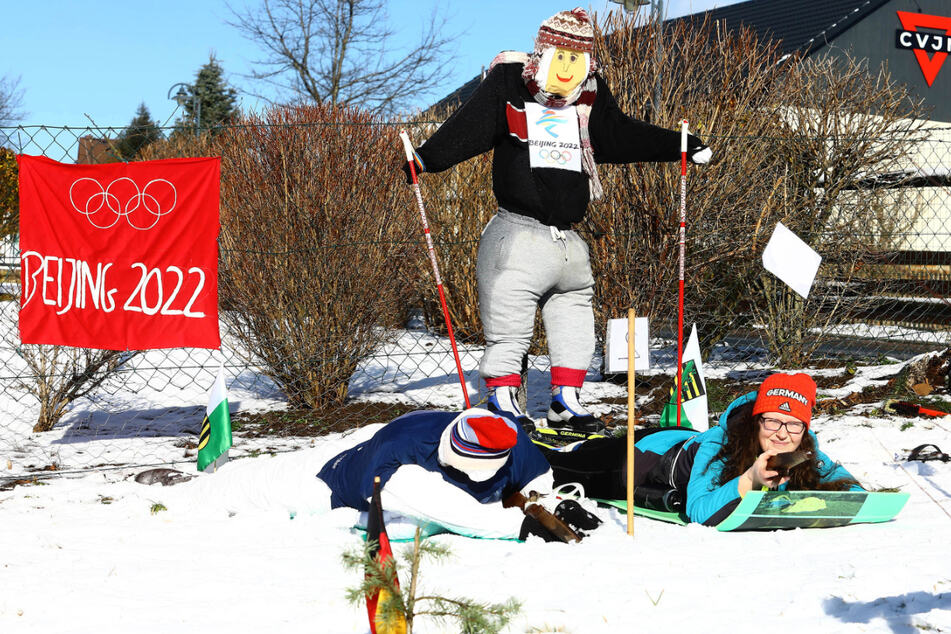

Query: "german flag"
(365, 477), (406, 634)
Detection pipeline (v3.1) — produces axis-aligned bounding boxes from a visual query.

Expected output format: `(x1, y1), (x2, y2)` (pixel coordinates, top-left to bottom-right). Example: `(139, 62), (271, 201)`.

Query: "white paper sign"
(762, 222), (822, 299)
(605, 317), (650, 374)
(524, 102), (582, 173)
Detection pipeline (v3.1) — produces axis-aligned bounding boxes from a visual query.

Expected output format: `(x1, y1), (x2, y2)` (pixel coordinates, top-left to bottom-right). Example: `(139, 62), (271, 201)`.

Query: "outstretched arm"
(589, 75), (707, 165)
(380, 465), (526, 539)
(412, 66), (507, 174)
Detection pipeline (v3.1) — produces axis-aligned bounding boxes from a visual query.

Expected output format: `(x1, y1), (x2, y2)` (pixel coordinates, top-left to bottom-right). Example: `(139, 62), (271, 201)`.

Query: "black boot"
(546, 386), (604, 434)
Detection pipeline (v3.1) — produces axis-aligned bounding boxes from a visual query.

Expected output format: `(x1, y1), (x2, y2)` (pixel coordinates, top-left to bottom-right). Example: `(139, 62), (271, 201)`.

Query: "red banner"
(17, 155), (221, 350)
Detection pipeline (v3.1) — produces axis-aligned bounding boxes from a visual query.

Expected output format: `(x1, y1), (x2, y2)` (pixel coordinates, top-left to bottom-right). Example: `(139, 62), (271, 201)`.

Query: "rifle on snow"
(503, 491), (581, 543)
(885, 400), (950, 419)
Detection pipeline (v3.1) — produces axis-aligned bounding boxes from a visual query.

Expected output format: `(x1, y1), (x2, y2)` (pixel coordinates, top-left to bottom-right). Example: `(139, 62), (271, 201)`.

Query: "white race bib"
(525, 102), (582, 173)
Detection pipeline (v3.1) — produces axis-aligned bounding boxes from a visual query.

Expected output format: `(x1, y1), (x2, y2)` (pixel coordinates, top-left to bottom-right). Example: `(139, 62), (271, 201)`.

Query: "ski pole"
(676, 120), (688, 428)
(399, 130), (471, 408)
(626, 308), (636, 537)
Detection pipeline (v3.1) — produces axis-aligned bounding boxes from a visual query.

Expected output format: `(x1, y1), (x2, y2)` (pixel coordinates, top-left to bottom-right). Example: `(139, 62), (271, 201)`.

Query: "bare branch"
(227, 0), (458, 114)
(0, 75), (26, 126)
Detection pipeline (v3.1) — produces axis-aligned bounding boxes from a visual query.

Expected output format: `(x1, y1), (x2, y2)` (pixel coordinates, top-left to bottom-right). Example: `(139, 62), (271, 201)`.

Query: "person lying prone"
(541, 373), (863, 526)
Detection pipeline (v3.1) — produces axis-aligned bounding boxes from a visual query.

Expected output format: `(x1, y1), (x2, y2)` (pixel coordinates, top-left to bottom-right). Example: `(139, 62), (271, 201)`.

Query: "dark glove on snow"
(519, 515), (560, 542)
(554, 500), (603, 536)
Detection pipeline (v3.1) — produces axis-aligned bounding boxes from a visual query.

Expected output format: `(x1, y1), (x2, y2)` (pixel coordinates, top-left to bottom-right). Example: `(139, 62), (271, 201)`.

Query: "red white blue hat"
(438, 408), (519, 481)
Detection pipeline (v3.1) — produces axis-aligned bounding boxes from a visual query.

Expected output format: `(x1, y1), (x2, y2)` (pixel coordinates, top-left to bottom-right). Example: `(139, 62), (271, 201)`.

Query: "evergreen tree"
(0, 147), (18, 238)
(180, 54), (239, 132)
(115, 103), (162, 161)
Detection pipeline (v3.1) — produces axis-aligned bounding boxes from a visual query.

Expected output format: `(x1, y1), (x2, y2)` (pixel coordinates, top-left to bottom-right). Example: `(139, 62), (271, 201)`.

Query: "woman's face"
(757, 411), (806, 453)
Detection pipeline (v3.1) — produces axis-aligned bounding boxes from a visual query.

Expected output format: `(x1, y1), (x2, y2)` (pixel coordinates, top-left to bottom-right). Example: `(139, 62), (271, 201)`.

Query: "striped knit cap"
(437, 408), (519, 481)
(536, 8), (595, 53)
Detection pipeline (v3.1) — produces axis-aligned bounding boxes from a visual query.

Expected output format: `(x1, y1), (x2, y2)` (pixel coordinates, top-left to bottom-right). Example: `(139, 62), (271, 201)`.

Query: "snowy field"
(1, 331), (950, 633)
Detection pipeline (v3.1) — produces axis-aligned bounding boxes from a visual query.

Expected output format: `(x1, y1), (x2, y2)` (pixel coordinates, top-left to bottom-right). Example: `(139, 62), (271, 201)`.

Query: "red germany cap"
(752, 373), (817, 427)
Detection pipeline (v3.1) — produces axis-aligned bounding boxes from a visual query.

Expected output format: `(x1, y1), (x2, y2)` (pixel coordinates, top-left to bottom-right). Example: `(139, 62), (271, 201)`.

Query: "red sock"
(550, 367), (586, 389)
(485, 374), (521, 388)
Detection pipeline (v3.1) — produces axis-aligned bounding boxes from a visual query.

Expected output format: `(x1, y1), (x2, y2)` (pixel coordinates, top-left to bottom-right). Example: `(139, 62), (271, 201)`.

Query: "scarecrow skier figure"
(404, 8), (712, 435)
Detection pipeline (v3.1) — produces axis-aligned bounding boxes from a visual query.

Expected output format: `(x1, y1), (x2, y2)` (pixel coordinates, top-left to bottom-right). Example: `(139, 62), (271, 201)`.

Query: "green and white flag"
(659, 324), (709, 431)
(198, 368), (232, 472)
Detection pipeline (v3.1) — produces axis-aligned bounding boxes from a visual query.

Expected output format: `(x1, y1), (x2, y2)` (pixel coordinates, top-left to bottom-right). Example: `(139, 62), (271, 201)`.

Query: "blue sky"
(3, 0), (739, 129)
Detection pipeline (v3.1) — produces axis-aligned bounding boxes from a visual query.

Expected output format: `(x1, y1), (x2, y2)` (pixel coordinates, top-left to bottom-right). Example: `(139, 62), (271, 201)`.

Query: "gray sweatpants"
(476, 208), (595, 382)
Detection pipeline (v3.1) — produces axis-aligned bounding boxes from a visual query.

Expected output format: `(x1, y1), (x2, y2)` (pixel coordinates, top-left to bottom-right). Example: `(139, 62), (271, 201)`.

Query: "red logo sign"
(896, 10), (951, 86)
(17, 155), (221, 351)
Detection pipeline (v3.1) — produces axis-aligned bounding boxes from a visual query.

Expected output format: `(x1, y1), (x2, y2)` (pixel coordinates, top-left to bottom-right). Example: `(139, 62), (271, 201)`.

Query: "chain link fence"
(1, 116), (949, 480)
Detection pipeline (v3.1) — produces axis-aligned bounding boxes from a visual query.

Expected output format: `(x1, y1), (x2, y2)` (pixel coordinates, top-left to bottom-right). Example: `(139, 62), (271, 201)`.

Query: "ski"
(530, 426), (607, 449)
(595, 490), (909, 531)
(715, 490), (910, 531)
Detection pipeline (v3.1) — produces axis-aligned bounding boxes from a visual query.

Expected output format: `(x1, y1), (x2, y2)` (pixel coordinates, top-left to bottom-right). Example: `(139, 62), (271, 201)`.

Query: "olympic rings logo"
(68, 177), (177, 230)
(538, 149), (572, 165)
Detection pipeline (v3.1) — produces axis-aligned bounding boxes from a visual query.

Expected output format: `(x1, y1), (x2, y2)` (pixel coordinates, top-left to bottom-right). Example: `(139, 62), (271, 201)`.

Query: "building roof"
(429, 0), (891, 113)
(675, 0), (892, 59)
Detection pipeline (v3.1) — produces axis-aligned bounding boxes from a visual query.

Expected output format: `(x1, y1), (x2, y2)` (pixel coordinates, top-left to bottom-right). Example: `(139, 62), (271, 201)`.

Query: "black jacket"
(416, 62), (697, 228)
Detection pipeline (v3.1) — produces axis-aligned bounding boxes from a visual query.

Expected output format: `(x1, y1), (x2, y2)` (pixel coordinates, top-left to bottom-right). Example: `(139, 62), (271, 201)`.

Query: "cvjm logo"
(896, 10), (951, 87)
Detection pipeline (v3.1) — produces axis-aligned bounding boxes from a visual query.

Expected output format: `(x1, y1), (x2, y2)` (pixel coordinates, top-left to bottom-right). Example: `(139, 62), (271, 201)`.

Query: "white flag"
(762, 222), (822, 299)
(660, 324), (709, 431)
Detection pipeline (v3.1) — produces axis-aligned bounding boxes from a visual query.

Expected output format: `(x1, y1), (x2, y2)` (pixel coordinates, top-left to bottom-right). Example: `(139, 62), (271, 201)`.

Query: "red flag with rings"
(17, 155), (221, 350)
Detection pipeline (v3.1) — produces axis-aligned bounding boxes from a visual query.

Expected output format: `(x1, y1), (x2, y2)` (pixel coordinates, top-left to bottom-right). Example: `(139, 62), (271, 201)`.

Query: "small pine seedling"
(342, 527), (521, 633)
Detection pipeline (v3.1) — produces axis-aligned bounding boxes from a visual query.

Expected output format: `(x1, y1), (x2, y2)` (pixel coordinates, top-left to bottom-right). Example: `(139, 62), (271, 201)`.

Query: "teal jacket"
(636, 392), (862, 525)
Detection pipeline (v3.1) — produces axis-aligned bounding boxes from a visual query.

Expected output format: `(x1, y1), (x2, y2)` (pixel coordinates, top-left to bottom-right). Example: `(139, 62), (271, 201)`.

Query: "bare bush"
(403, 123), (492, 342)
(587, 11), (925, 366)
(591, 13), (792, 353)
(18, 346), (136, 433)
(745, 56), (926, 365)
(214, 106), (415, 409)
(143, 113), (419, 410)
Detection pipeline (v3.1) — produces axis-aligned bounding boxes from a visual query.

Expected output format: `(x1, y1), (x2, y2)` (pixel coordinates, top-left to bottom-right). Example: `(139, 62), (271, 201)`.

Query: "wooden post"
(626, 308), (636, 536)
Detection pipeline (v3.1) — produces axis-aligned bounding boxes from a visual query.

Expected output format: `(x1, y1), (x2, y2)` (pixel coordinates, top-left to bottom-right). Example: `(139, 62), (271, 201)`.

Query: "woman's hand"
(746, 449), (790, 490)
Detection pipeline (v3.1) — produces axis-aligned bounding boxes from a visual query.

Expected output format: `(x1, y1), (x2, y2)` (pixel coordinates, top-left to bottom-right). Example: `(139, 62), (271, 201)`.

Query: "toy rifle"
(503, 491), (581, 543)
(885, 400), (950, 419)
(766, 450), (812, 477)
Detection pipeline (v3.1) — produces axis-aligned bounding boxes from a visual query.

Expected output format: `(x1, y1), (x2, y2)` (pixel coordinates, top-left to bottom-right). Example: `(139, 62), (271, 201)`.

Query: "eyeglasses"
(759, 417), (805, 435)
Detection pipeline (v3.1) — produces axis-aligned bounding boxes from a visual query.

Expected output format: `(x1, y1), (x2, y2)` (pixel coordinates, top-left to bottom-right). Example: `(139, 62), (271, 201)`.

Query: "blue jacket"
(316, 410), (551, 511)
(636, 392), (862, 526)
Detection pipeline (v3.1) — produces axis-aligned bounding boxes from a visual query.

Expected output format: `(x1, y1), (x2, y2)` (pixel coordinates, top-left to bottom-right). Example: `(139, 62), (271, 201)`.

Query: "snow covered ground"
(1, 333), (950, 633)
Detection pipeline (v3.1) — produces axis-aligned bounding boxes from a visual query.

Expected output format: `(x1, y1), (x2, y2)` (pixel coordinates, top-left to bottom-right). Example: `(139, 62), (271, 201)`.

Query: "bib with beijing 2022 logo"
(524, 102), (582, 173)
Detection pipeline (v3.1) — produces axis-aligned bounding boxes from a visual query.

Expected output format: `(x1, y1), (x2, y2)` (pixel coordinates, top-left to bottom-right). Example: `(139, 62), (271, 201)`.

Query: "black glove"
(519, 515), (560, 542)
(554, 500), (603, 537)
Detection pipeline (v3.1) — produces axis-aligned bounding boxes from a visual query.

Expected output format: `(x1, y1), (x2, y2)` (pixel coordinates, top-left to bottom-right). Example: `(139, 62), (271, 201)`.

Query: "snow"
(2, 334), (951, 632)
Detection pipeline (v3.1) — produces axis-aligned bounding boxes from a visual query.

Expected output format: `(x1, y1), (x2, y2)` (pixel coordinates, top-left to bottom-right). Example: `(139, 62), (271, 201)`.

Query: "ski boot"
(546, 386), (604, 436)
(486, 385), (536, 434)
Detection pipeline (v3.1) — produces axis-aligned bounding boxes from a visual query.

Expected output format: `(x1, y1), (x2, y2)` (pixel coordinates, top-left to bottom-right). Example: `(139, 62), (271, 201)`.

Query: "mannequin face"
(544, 47), (587, 96)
